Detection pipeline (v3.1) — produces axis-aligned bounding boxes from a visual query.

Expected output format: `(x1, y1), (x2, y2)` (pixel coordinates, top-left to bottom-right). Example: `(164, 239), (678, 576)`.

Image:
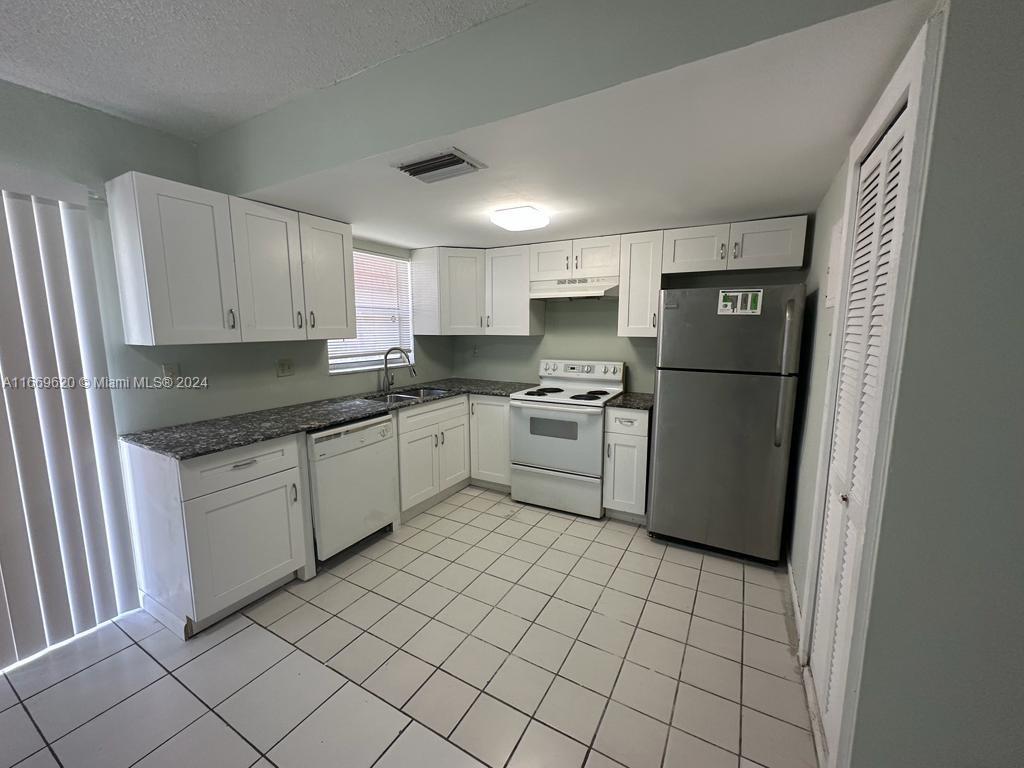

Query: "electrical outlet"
(161, 362), (180, 378)
(276, 358), (295, 377)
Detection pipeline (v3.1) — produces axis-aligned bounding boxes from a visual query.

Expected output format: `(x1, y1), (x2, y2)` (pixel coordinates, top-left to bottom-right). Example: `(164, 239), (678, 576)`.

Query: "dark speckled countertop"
(606, 392), (655, 410)
(120, 377), (655, 460)
(119, 378), (532, 460)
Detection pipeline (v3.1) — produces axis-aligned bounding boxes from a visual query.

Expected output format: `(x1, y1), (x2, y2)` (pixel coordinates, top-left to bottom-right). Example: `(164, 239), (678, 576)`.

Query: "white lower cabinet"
(603, 408), (650, 519)
(398, 396), (471, 512)
(119, 435), (313, 638)
(185, 467), (305, 620)
(469, 395), (511, 486)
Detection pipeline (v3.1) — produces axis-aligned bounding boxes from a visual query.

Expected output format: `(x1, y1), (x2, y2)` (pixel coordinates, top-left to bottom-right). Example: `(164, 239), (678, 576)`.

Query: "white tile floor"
(0, 486), (816, 768)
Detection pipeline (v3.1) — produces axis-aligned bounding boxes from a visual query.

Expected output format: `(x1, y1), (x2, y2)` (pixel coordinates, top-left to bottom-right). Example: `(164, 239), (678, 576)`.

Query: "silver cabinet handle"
(227, 308), (237, 329)
(292, 483), (298, 502)
(565, 255), (569, 270)
(309, 310), (316, 328)
(471, 403), (475, 416)
(719, 243), (727, 260)
(652, 313), (657, 328)
(486, 315), (492, 327)
(732, 242), (740, 259)
(479, 316), (483, 328)
(616, 417), (636, 426)
(297, 311), (303, 329)
(606, 443), (611, 458)
(441, 432), (445, 445)
(231, 458), (257, 470)
(434, 434), (438, 448)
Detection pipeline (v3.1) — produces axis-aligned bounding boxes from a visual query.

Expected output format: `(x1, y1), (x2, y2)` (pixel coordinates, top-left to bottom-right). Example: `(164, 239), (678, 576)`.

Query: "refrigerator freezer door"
(656, 285), (805, 374)
(647, 369), (797, 560)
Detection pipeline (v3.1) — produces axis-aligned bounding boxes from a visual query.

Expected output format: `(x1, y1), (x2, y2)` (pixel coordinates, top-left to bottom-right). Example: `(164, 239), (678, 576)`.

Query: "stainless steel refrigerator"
(647, 285), (805, 561)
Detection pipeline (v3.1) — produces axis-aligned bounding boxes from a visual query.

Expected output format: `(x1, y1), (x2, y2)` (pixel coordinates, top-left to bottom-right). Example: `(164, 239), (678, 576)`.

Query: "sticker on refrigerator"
(718, 289), (763, 315)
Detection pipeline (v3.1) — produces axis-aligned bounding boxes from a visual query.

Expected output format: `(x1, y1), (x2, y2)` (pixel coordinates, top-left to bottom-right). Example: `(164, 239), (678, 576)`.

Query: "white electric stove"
(509, 360), (624, 518)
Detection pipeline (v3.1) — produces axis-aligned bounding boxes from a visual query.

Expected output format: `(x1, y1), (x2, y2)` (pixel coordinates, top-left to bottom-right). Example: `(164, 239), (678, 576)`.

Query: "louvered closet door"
(811, 108), (911, 758)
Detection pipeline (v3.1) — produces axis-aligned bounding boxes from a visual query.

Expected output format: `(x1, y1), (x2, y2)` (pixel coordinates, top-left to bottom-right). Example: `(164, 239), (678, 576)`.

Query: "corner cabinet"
(469, 395), (511, 486)
(119, 435), (314, 638)
(107, 171), (355, 345)
(618, 231), (664, 338)
(398, 397), (471, 512)
(412, 247), (486, 335)
(603, 408), (650, 520)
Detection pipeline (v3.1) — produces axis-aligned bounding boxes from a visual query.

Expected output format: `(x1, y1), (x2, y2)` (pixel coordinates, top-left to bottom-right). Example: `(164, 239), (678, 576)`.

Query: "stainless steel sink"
(366, 393), (420, 405)
(366, 388), (452, 405)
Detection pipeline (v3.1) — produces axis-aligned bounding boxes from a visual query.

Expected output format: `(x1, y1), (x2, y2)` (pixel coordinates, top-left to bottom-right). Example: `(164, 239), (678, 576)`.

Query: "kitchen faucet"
(382, 347), (417, 395)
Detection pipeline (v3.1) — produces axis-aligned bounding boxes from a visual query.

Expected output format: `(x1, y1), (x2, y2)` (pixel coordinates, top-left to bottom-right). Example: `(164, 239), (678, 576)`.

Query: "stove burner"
(524, 390), (548, 396)
(535, 387), (564, 393)
(570, 394), (601, 401)
(587, 390), (609, 396)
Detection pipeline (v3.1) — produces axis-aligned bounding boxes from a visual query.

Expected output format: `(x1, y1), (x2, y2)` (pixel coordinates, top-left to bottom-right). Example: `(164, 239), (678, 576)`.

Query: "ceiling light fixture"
(490, 206), (550, 231)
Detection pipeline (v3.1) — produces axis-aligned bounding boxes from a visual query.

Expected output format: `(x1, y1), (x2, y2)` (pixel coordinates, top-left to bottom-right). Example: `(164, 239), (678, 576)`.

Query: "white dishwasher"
(307, 414), (400, 561)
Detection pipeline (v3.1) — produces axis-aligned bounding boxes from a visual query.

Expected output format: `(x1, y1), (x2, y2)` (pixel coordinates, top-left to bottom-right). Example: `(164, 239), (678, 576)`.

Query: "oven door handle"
(509, 401), (604, 416)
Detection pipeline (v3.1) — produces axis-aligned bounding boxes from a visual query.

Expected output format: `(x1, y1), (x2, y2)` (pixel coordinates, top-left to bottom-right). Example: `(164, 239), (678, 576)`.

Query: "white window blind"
(0, 184), (138, 669)
(328, 251), (414, 374)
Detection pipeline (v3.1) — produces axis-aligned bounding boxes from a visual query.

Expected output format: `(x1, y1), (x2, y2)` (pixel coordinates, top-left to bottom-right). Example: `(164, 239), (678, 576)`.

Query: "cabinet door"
(399, 424), (440, 511)
(440, 248), (486, 334)
(618, 231), (663, 338)
(529, 241), (572, 281)
(230, 198), (306, 341)
(603, 432), (648, 517)
(727, 215), (807, 270)
(184, 467), (304, 620)
(573, 235), (620, 278)
(470, 396), (510, 486)
(485, 245), (532, 335)
(133, 173), (241, 343)
(662, 224), (730, 274)
(299, 213), (356, 340)
(438, 415), (470, 491)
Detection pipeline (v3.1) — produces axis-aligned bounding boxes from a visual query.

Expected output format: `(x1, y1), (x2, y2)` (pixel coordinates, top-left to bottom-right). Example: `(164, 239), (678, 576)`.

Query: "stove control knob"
(551, 363), (558, 372)
(543, 363), (549, 372)
(602, 365), (609, 374)
(584, 365), (593, 373)
(611, 366), (619, 374)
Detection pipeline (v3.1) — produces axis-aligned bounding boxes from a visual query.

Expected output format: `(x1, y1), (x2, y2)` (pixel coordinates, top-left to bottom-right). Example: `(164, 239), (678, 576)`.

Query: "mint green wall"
(451, 300), (657, 392)
(787, 161), (848, 613)
(849, 3), (1024, 765)
(198, 0), (888, 195)
(0, 80), (454, 433)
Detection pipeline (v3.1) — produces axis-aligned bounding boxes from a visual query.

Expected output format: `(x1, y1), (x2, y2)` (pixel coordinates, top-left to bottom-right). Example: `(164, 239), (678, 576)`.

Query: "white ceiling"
(253, 0), (931, 250)
(0, 0), (531, 140)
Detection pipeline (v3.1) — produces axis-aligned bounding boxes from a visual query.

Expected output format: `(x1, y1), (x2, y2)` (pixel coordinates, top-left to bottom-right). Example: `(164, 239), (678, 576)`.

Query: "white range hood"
(529, 276), (619, 299)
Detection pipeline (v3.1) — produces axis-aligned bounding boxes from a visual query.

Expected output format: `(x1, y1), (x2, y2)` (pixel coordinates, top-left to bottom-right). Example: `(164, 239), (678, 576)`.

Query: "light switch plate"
(276, 358), (295, 377)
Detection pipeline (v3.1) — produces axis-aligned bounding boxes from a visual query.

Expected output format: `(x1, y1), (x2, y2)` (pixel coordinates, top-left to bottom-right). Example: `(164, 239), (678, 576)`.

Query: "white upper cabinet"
(727, 215), (807, 270)
(529, 241), (572, 281)
(572, 235), (621, 278)
(485, 245), (545, 335)
(299, 213), (356, 340)
(663, 216), (807, 274)
(108, 172), (240, 344)
(662, 223), (730, 274)
(618, 231), (663, 338)
(230, 198), (306, 342)
(440, 248), (486, 334)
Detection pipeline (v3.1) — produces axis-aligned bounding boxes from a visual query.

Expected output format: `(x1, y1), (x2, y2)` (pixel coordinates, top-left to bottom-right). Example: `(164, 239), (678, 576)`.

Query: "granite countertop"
(607, 391), (655, 410)
(119, 377), (533, 460)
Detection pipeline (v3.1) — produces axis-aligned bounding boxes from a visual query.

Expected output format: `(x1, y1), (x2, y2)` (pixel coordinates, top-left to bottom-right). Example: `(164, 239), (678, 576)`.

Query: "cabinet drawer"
(180, 436), (299, 500)
(605, 408), (649, 436)
(397, 395), (469, 431)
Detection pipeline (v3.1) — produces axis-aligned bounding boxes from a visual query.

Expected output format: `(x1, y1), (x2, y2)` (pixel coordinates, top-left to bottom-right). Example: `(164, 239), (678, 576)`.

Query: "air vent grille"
(398, 148), (484, 183)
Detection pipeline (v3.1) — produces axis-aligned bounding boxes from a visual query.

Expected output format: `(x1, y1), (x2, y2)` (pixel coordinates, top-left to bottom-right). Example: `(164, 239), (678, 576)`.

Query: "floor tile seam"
(6, 665), (66, 768)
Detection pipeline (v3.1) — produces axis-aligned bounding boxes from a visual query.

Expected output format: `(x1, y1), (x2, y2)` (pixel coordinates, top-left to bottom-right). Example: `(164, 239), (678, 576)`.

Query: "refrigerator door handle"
(780, 299), (796, 375)
(774, 377), (796, 447)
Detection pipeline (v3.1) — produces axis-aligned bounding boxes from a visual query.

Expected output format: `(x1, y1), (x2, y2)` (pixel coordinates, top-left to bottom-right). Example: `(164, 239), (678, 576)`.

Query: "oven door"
(510, 400), (604, 477)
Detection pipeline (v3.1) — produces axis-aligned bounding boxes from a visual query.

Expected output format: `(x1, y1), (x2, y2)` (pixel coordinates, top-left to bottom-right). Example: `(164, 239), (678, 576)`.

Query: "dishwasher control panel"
(310, 416), (394, 460)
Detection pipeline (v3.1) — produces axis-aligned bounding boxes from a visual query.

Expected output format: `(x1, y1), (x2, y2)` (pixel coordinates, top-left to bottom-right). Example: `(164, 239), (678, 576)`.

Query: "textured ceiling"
(0, 0), (532, 140)
(254, 0), (932, 249)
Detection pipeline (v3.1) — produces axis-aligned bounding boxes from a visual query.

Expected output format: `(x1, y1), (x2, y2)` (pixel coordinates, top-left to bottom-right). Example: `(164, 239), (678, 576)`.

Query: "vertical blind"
(0, 186), (137, 669)
(328, 251), (414, 373)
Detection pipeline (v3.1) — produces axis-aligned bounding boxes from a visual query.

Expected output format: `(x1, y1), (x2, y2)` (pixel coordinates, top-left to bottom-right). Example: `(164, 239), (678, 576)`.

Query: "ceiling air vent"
(397, 148), (484, 183)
